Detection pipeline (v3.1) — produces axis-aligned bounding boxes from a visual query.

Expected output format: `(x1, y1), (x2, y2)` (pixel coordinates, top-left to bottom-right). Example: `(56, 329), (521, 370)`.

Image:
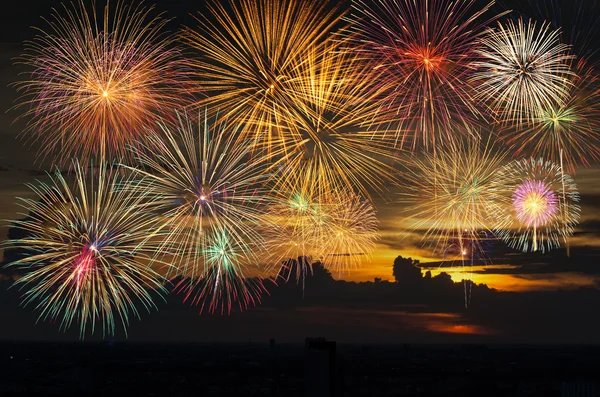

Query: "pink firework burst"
(343, 0), (505, 150)
(493, 158), (580, 253)
(74, 243), (99, 289)
(512, 179), (559, 229)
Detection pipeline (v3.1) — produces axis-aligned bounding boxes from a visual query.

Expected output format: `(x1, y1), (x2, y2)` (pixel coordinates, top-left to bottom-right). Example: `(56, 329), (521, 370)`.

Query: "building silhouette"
(305, 337), (342, 397)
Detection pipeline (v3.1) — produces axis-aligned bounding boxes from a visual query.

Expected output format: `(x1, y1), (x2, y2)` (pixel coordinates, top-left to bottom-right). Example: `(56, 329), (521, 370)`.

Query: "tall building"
(305, 337), (340, 397)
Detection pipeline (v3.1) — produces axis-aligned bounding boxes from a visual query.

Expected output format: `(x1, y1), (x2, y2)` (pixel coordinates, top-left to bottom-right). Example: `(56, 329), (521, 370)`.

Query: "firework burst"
(513, 180), (559, 229)
(12, 0), (190, 165)
(174, 227), (268, 315)
(503, 59), (600, 173)
(319, 193), (379, 276)
(472, 18), (574, 126)
(399, 136), (510, 306)
(343, 0), (503, 150)
(399, 136), (510, 253)
(125, 110), (270, 312)
(273, 42), (398, 198)
(265, 169), (379, 281)
(183, 0), (342, 151)
(263, 171), (331, 283)
(493, 158), (580, 253)
(3, 161), (166, 337)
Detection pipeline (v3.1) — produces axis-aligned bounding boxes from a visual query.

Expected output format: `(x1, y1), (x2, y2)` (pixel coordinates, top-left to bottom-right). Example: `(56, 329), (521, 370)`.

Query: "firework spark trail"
(434, 228), (497, 307)
(399, 136), (510, 306)
(472, 18), (574, 126)
(183, 0), (343, 153)
(3, 161), (167, 337)
(12, 0), (191, 166)
(125, 110), (271, 312)
(493, 158), (580, 253)
(343, 0), (504, 151)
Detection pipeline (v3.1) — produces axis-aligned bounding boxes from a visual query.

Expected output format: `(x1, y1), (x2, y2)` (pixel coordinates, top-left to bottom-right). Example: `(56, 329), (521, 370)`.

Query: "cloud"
(575, 219), (600, 235)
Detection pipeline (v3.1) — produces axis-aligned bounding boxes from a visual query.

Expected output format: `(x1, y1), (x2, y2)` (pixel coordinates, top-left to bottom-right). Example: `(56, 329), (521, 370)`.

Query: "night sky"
(0, 0), (599, 343)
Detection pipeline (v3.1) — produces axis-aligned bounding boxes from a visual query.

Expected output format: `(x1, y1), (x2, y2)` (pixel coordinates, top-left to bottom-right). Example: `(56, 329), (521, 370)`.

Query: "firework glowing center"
(513, 179), (559, 228)
(259, 68), (283, 86)
(413, 51), (442, 71)
(196, 186), (216, 203)
(261, 71), (281, 94)
(290, 194), (311, 213)
(548, 108), (576, 125)
(182, 183), (222, 213)
(206, 232), (237, 269)
(456, 178), (482, 203)
(517, 61), (535, 77)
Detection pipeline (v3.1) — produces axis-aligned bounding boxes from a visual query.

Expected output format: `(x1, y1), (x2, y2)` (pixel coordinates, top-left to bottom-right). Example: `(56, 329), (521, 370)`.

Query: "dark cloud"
(377, 231), (423, 252)
(579, 194), (600, 214)
(575, 219), (600, 235)
(443, 246), (600, 276)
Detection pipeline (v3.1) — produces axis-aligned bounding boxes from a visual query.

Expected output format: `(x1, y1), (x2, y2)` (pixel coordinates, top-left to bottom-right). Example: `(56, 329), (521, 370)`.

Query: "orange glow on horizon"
(332, 242), (600, 293)
(426, 322), (495, 335)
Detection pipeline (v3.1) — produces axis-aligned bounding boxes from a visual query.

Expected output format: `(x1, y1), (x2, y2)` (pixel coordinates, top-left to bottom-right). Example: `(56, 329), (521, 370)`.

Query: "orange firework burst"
(264, 171), (378, 281)
(13, 0), (190, 166)
(263, 170), (331, 283)
(183, 0), (343, 151)
(272, 41), (399, 198)
(343, 0), (504, 150)
(319, 193), (379, 276)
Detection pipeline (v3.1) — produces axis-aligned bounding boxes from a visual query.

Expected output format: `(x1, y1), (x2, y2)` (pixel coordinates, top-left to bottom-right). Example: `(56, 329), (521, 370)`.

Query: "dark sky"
(0, 0), (599, 343)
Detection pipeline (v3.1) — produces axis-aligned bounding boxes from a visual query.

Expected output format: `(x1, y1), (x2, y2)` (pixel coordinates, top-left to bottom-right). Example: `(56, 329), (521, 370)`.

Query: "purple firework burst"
(512, 179), (559, 228)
